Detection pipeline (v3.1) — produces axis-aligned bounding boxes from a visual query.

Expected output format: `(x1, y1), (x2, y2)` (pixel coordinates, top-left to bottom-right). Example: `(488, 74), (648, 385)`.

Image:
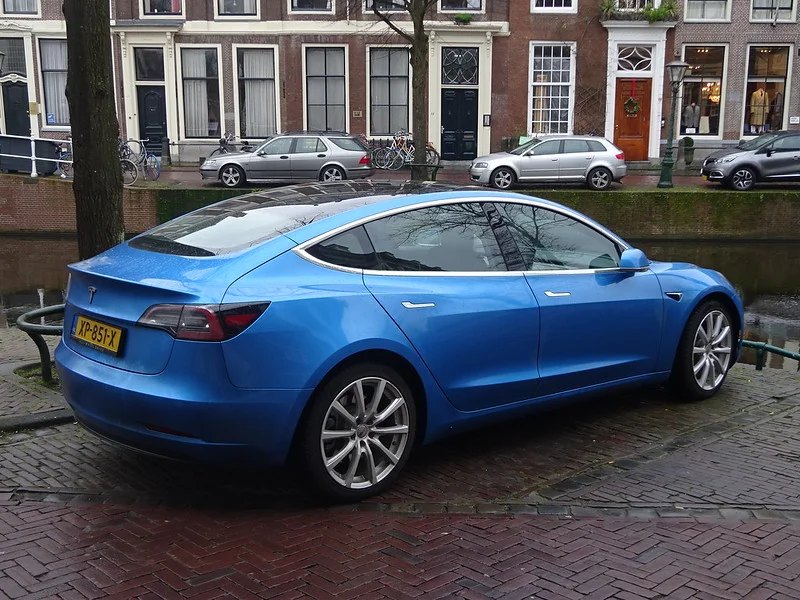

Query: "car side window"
(364, 203), (507, 272)
(263, 137), (294, 155)
(562, 140), (590, 154)
(497, 202), (621, 271)
(588, 140), (607, 152)
(295, 137), (326, 154)
(529, 140), (561, 156)
(306, 226), (379, 270)
(771, 135), (800, 152)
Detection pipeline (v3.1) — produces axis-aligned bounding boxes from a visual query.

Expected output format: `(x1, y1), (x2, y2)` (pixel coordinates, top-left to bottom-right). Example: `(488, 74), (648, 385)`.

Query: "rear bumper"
(55, 341), (311, 466)
(348, 166), (374, 179)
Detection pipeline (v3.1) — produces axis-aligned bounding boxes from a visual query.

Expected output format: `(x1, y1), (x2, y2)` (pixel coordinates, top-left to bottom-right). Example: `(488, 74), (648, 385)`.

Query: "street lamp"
(657, 59), (690, 188)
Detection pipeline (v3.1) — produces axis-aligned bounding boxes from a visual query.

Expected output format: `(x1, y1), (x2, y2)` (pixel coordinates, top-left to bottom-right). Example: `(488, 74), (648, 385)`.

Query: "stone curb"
(0, 407), (74, 433)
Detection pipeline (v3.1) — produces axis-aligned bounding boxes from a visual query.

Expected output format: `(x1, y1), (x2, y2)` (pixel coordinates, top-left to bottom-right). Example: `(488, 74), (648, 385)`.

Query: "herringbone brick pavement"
(2, 501), (800, 599)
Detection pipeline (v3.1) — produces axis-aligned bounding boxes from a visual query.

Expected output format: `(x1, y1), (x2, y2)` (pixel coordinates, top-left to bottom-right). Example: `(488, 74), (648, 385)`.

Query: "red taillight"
(359, 155), (371, 165)
(138, 302), (270, 341)
(616, 152), (625, 160)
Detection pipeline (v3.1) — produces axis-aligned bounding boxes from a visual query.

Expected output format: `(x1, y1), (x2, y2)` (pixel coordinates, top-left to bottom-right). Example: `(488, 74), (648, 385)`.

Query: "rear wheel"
(121, 159), (138, 186)
(587, 167), (612, 191)
(57, 153), (73, 179)
(490, 167), (515, 189)
(301, 363), (416, 502)
(425, 147), (440, 166)
(220, 164), (245, 188)
(730, 167), (755, 191)
(671, 300), (734, 400)
(320, 165), (345, 182)
(143, 155), (161, 180)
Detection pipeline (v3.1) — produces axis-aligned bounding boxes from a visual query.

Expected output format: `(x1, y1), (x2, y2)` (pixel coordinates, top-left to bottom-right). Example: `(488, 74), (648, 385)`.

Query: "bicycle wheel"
(372, 147), (390, 169)
(121, 159), (138, 186)
(387, 149), (405, 171)
(144, 154), (161, 180)
(209, 147), (226, 158)
(425, 147), (441, 166)
(57, 153), (73, 178)
(126, 139), (146, 164)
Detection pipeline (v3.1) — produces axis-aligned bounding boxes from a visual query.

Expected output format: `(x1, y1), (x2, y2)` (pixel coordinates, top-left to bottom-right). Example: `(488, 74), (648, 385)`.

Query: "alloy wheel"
(320, 377), (410, 490)
(691, 309), (732, 391)
(221, 166), (242, 187)
(731, 168), (754, 191)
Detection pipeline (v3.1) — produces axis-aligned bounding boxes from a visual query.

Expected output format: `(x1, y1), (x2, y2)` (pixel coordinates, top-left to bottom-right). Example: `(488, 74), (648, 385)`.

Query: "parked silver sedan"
(469, 135), (627, 191)
(200, 131), (373, 188)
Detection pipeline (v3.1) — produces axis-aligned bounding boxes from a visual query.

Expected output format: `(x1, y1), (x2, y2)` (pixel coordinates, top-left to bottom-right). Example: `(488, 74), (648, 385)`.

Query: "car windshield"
(737, 132), (783, 151)
(509, 138), (542, 155)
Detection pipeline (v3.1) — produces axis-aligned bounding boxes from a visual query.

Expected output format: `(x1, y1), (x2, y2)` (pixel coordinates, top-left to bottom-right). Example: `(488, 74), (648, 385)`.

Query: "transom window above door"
(442, 48), (479, 85)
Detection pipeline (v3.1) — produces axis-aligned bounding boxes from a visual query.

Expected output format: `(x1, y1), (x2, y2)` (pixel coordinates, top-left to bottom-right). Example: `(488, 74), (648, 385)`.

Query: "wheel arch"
(218, 162), (246, 183)
(289, 348), (429, 459)
(318, 162), (348, 178)
(727, 162), (762, 182)
(693, 291), (743, 362)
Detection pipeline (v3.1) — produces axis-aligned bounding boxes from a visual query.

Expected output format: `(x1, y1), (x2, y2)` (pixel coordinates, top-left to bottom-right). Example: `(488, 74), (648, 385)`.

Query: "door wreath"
(624, 96), (641, 117)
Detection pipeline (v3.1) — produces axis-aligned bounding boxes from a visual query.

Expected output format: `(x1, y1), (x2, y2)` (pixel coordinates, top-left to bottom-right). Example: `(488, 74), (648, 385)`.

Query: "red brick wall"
(0, 175), (158, 234)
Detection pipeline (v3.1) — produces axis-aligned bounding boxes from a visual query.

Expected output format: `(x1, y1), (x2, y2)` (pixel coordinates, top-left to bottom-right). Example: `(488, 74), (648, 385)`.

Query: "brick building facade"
(0, 1), (797, 165)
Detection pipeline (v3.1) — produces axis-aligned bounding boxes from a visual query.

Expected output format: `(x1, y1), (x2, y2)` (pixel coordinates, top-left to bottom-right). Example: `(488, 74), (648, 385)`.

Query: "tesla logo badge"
(88, 287), (97, 304)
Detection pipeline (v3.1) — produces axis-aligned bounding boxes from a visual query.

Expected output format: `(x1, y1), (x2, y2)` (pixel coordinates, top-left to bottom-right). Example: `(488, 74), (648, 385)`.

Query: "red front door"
(614, 79), (651, 162)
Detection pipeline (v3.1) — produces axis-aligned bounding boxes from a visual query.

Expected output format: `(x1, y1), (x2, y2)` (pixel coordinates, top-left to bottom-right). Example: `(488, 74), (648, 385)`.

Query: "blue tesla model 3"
(56, 182), (743, 501)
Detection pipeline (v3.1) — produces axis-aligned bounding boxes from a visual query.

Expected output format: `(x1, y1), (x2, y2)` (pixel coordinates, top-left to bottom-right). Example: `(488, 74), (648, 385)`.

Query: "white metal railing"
(0, 133), (71, 179)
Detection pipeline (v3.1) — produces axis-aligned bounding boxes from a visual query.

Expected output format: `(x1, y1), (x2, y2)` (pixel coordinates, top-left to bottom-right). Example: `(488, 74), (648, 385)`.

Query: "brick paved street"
(2, 322), (800, 597)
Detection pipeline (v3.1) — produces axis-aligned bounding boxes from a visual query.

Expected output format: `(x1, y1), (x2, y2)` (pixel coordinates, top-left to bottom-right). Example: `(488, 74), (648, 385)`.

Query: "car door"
(496, 201), (664, 397)
(362, 202), (541, 411)
(290, 136), (328, 180)
(517, 139), (561, 182)
(760, 134), (800, 180)
(250, 136), (294, 179)
(558, 139), (594, 181)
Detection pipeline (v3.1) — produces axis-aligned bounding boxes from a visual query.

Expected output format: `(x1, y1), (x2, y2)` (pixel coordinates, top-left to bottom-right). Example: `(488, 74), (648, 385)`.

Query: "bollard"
(161, 137), (171, 166)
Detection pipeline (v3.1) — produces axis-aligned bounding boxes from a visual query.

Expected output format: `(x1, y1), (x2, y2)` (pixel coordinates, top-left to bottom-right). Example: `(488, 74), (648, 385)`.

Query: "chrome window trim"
(293, 196), (630, 275)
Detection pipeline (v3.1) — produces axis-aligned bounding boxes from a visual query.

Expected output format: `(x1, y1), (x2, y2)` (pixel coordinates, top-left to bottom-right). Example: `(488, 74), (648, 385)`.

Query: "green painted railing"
(742, 340), (800, 371)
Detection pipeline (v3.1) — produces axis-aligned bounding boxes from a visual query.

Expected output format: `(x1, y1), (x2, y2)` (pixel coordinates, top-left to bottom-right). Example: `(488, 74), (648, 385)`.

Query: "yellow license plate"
(702, 174), (708, 180)
(72, 315), (124, 355)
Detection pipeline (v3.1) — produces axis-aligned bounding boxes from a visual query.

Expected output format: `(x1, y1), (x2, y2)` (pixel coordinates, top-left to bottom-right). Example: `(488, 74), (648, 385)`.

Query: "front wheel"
(671, 300), (735, 400)
(220, 164), (245, 188)
(301, 363), (416, 502)
(490, 167), (515, 189)
(121, 159), (138, 186)
(320, 165), (345, 182)
(143, 155), (161, 180)
(425, 147), (440, 166)
(730, 167), (755, 191)
(57, 153), (73, 179)
(587, 167), (612, 191)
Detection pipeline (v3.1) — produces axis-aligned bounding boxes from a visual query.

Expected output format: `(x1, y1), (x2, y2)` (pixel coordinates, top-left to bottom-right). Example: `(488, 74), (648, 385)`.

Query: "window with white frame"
(143, 0), (181, 15)
(369, 48), (409, 136)
(681, 46), (725, 136)
(3, 0), (36, 14)
(237, 48), (277, 138)
(181, 48), (221, 138)
(291, 0), (331, 11)
(0, 38), (26, 76)
(532, 0), (575, 10)
(365, 0), (402, 10)
(617, 0), (647, 9)
(743, 46), (788, 134)
(440, 0), (482, 10)
(685, 0), (729, 19)
(306, 47), (346, 131)
(219, 0), (257, 15)
(528, 43), (574, 135)
(751, 0), (794, 21)
(39, 39), (69, 127)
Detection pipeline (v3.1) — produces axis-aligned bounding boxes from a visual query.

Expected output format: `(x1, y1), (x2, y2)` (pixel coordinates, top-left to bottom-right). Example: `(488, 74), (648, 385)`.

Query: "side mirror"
(619, 248), (649, 271)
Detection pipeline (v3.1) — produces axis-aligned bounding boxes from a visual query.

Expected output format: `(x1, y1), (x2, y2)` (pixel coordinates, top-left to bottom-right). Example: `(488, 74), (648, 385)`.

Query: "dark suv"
(701, 130), (800, 191)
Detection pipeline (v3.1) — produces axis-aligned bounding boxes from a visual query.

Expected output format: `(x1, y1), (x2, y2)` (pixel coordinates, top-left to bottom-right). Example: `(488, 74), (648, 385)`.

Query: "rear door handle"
(402, 301), (436, 309)
(544, 291), (571, 297)
(317, 154), (326, 158)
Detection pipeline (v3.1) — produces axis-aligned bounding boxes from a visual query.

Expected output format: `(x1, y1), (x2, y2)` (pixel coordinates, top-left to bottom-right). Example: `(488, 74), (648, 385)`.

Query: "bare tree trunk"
(409, 3), (430, 182)
(63, 0), (124, 260)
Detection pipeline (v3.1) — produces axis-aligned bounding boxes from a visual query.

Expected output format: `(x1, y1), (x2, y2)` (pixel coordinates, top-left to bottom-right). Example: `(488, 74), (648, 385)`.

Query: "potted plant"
(453, 13), (473, 25)
(681, 136), (695, 165)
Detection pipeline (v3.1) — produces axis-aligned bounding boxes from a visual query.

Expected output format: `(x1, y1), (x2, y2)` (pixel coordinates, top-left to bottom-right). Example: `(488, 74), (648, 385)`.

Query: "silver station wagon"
(469, 135), (627, 191)
(200, 131), (373, 188)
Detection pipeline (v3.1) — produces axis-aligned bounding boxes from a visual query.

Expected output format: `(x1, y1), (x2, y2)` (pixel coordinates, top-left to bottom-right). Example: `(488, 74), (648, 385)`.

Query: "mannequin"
(683, 101), (701, 132)
(749, 87), (770, 134)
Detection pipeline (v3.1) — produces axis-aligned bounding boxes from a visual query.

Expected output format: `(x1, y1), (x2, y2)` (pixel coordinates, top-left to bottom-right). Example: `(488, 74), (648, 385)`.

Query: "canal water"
(1, 236), (798, 372)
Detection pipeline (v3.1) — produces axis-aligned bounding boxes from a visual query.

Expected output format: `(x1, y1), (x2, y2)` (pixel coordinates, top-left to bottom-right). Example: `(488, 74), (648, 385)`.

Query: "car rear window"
(128, 183), (392, 256)
(329, 137), (368, 152)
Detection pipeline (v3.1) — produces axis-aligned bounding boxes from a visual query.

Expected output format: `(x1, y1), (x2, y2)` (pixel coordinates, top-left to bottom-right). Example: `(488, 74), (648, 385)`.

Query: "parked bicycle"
(119, 137), (161, 181)
(372, 130), (440, 170)
(210, 132), (255, 157)
(56, 136), (73, 179)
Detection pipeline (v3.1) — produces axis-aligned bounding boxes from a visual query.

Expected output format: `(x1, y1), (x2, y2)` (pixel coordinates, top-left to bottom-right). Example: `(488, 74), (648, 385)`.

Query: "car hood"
(202, 151), (252, 164)
(472, 151), (515, 164)
(705, 147), (747, 161)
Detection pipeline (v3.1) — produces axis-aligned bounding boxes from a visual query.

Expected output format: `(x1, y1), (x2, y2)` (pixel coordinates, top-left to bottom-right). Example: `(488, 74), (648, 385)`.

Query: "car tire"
(490, 167), (515, 190)
(587, 167), (612, 191)
(300, 362), (416, 502)
(320, 166), (346, 182)
(671, 300), (735, 401)
(730, 167), (755, 191)
(220, 164), (245, 188)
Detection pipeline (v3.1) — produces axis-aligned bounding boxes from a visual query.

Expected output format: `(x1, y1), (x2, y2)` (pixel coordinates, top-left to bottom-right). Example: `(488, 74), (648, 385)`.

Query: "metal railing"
(16, 304), (65, 383)
(0, 133), (71, 178)
(742, 340), (800, 371)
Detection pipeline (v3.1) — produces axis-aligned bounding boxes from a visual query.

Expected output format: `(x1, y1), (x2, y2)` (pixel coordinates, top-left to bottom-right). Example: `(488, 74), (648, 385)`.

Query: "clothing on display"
(683, 102), (701, 131)
(749, 88), (770, 133)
